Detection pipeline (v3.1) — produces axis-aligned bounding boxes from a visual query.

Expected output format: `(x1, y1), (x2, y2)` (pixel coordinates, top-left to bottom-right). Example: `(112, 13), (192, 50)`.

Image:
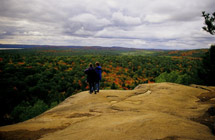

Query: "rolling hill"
(0, 83), (214, 140)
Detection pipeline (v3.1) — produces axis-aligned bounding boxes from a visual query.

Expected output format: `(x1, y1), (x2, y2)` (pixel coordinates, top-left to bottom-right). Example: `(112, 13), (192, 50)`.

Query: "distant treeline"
(0, 46), (211, 126)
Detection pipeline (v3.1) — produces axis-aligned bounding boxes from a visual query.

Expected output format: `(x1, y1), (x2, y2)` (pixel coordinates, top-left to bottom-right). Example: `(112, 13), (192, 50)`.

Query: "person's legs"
(95, 81), (100, 92)
(95, 82), (98, 90)
(98, 81), (100, 92)
(89, 82), (93, 94)
(93, 82), (96, 94)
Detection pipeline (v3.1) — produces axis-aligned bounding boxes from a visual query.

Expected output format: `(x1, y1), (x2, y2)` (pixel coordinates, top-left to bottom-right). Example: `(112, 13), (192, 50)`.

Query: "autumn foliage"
(0, 47), (205, 126)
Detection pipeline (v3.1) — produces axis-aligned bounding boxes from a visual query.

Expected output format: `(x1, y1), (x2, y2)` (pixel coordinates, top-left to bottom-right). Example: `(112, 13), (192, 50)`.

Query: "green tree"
(202, 11), (215, 35)
(155, 71), (192, 85)
(199, 45), (215, 85)
(111, 82), (117, 89)
(11, 100), (48, 122)
(200, 11), (215, 85)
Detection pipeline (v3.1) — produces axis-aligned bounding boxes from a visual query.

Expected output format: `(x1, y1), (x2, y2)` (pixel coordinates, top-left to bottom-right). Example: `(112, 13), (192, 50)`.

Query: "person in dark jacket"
(95, 62), (102, 92)
(85, 63), (97, 94)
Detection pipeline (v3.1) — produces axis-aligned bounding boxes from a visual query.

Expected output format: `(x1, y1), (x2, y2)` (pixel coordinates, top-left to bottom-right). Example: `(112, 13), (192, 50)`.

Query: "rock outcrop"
(0, 82), (215, 140)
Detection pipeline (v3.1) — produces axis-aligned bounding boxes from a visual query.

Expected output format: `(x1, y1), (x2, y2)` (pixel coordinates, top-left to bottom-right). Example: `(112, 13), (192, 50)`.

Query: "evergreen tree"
(200, 11), (215, 85)
(199, 45), (215, 85)
(202, 11), (215, 35)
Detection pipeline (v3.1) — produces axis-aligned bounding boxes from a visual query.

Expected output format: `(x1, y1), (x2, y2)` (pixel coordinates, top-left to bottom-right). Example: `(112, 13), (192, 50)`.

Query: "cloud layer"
(0, 0), (214, 49)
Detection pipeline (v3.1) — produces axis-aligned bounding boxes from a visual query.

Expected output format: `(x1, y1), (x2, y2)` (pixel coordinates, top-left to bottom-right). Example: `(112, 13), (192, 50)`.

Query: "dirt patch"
(0, 126), (66, 140)
(197, 91), (215, 103)
(110, 106), (124, 111)
(156, 136), (180, 140)
(66, 113), (94, 118)
(128, 90), (151, 98)
(194, 91), (215, 135)
(106, 95), (119, 98)
(190, 84), (213, 91)
(89, 109), (103, 113)
(192, 106), (215, 135)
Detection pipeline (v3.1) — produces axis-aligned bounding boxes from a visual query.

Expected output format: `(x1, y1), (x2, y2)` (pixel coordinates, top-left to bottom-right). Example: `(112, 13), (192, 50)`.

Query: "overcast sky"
(0, 0), (214, 49)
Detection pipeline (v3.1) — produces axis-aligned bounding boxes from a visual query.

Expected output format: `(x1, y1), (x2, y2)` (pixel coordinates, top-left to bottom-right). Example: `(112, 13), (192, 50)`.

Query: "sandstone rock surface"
(0, 83), (215, 140)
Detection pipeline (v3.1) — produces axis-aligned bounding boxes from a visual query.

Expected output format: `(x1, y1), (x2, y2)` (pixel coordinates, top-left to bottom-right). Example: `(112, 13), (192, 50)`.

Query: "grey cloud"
(0, 0), (214, 49)
(111, 12), (142, 26)
(0, 31), (14, 39)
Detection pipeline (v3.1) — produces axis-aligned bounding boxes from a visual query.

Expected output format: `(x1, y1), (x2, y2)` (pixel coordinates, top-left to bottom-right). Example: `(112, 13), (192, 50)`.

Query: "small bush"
(50, 101), (58, 108)
(11, 100), (48, 122)
(155, 71), (192, 85)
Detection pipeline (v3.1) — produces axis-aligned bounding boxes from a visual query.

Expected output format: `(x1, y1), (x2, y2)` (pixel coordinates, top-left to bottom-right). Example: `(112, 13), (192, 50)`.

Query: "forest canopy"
(0, 46), (209, 126)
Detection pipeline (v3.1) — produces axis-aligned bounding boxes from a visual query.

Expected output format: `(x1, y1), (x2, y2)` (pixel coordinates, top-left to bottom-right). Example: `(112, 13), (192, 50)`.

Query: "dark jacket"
(85, 67), (97, 82)
(95, 66), (102, 82)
